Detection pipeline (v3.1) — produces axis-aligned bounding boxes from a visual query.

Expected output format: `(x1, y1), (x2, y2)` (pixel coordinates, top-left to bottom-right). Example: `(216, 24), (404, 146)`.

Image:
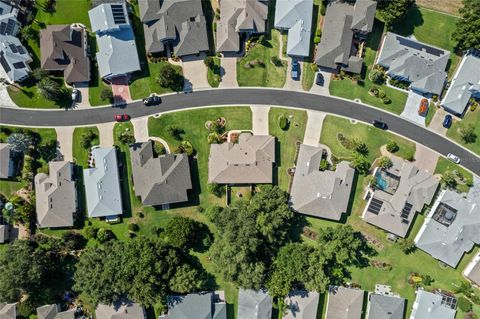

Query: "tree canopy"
(164, 216), (210, 251)
(376, 0), (415, 27)
(452, 0), (480, 51)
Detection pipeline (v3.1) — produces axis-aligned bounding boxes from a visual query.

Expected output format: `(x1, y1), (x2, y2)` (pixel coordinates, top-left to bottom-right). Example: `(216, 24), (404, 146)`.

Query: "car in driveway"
(143, 94), (161, 106)
(418, 98), (429, 116)
(71, 89), (79, 102)
(372, 120), (388, 130)
(114, 114), (130, 122)
(315, 72), (324, 86)
(447, 153), (461, 164)
(443, 114), (453, 128)
(291, 59), (299, 80)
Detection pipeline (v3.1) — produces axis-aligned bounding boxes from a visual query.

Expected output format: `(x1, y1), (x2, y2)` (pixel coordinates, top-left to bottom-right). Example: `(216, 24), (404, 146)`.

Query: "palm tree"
(37, 77), (62, 100)
(31, 68), (48, 81)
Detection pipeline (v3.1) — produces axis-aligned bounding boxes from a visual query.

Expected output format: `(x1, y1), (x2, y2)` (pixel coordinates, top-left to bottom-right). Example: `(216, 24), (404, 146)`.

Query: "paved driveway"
(303, 110), (326, 146)
(428, 107), (448, 136)
(0, 68), (18, 108)
(401, 91), (426, 126)
(219, 55), (238, 88)
(98, 122), (115, 147)
(413, 143), (438, 174)
(55, 126), (74, 162)
(309, 71), (331, 95)
(73, 82), (91, 109)
(251, 105), (270, 135)
(131, 116), (150, 142)
(111, 76), (131, 105)
(283, 58), (303, 91)
(182, 54), (209, 91)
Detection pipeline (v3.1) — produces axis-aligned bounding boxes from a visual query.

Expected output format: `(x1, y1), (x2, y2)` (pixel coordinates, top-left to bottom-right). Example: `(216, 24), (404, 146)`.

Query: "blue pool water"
(375, 171), (389, 191)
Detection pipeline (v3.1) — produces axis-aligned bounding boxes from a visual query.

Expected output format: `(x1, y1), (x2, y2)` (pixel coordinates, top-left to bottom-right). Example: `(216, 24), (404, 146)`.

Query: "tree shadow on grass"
(390, 6), (424, 37)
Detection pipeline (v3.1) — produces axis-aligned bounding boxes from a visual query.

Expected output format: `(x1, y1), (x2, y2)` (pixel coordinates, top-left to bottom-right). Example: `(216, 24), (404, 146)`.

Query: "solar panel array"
(367, 198), (383, 215)
(111, 4), (126, 24)
(0, 19), (16, 35)
(12, 61), (25, 69)
(400, 202), (413, 220)
(397, 36), (444, 57)
(0, 51), (11, 73)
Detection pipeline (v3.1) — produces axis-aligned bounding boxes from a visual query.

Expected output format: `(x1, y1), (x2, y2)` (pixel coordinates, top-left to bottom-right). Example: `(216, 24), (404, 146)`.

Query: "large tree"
(156, 63), (184, 91)
(376, 0), (416, 27)
(452, 0), (480, 51)
(36, 77), (63, 101)
(164, 216), (209, 251)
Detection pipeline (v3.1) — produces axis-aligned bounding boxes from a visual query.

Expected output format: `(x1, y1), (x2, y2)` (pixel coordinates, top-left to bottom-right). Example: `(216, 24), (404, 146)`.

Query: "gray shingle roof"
(139, 0), (209, 56)
(315, 0), (376, 73)
(95, 301), (146, 319)
(83, 147), (123, 218)
(238, 289), (272, 319)
(208, 133), (275, 184)
(290, 144), (354, 220)
(325, 286), (364, 319)
(410, 290), (456, 319)
(35, 161), (77, 228)
(367, 294), (405, 319)
(36, 304), (76, 319)
(415, 189), (480, 267)
(274, 0), (313, 57)
(216, 0), (268, 52)
(89, 3), (140, 79)
(0, 34), (32, 82)
(0, 143), (12, 179)
(362, 157), (439, 238)
(40, 24), (90, 83)
(0, 302), (16, 319)
(441, 50), (480, 115)
(283, 290), (319, 319)
(130, 141), (192, 206)
(167, 292), (226, 319)
(377, 32), (450, 95)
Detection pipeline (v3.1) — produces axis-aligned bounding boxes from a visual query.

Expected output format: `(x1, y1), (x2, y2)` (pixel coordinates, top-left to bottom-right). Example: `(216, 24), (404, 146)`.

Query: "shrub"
(100, 88), (113, 102)
(398, 238), (416, 254)
(319, 159), (329, 171)
(378, 90), (386, 98)
(205, 206), (223, 222)
(96, 228), (115, 243)
(378, 156), (393, 169)
(382, 97), (391, 104)
(153, 141), (166, 156)
(278, 115), (289, 130)
(204, 56), (214, 68)
(137, 211), (144, 218)
(166, 125), (184, 140)
(270, 56), (283, 67)
(208, 183), (225, 197)
(208, 132), (222, 144)
(80, 129), (97, 149)
(369, 86), (379, 96)
(386, 141), (399, 153)
(459, 124), (477, 144)
(118, 131), (135, 145)
(457, 296), (472, 312)
(128, 223), (140, 232)
(177, 140), (194, 156)
(314, 36), (321, 44)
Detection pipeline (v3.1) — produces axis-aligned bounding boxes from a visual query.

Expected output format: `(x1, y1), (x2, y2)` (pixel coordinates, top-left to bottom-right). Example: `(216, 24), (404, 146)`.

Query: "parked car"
(315, 72), (324, 86)
(443, 114), (453, 128)
(114, 114), (130, 122)
(447, 153), (461, 164)
(291, 59), (299, 80)
(71, 89), (79, 102)
(418, 98), (429, 116)
(143, 94), (161, 106)
(372, 120), (388, 130)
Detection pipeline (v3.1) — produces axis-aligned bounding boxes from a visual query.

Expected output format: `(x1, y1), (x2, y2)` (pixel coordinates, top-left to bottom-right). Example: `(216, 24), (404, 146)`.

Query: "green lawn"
(72, 127), (99, 166)
(434, 157), (473, 194)
(425, 102), (437, 127)
(237, 30), (287, 87)
(207, 57), (221, 88)
(391, 6), (461, 77)
(268, 108), (308, 191)
(129, 61), (183, 100)
(329, 19), (408, 114)
(7, 78), (72, 109)
(446, 110), (480, 156)
(0, 180), (27, 198)
(229, 186), (252, 206)
(301, 62), (316, 91)
(34, 0), (92, 29)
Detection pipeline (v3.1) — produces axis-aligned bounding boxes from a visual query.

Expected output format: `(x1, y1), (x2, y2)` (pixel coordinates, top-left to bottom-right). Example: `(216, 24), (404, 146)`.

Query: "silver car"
(447, 153), (461, 164)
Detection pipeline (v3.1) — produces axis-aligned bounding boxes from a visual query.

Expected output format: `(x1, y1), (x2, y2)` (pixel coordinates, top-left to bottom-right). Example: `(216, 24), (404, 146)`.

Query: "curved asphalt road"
(1, 88), (479, 175)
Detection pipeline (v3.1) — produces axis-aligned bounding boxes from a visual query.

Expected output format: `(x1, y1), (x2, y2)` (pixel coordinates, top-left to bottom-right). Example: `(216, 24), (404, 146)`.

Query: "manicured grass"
(268, 108), (308, 191)
(446, 110), (480, 156)
(34, 0), (92, 29)
(329, 19), (408, 114)
(301, 62), (316, 91)
(0, 180), (27, 198)
(72, 127), (99, 167)
(148, 107), (252, 208)
(425, 102), (437, 127)
(229, 186), (252, 206)
(129, 61), (182, 100)
(207, 56), (221, 88)
(7, 78), (72, 109)
(434, 157), (473, 194)
(237, 30), (287, 88)
(391, 6), (461, 77)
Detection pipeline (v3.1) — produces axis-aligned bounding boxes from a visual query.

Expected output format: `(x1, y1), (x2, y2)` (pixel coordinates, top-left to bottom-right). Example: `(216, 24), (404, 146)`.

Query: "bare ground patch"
(417, 0), (462, 16)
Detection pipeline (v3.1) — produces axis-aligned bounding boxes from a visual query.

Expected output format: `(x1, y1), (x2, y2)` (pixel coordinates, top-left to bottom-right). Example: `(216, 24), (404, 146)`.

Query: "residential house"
(0, 1), (20, 36)
(96, 301), (146, 319)
(208, 133), (275, 184)
(238, 289), (272, 319)
(0, 143), (14, 179)
(283, 290), (319, 319)
(367, 294), (405, 319)
(414, 189), (480, 267)
(0, 199), (9, 243)
(0, 0), (34, 25)
(216, 0), (268, 53)
(40, 24), (90, 83)
(139, 0), (209, 57)
(325, 286), (364, 319)
(35, 161), (77, 228)
(376, 32), (450, 96)
(130, 141), (192, 206)
(409, 290), (456, 319)
(162, 292), (226, 319)
(83, 147), (123, 218)
(315, 0), (376, 74)
(0, 302), (17, 319)
(441, 49), (480, 116)
(0, 34), (31, 82)
(88, 2), (140, 79)
(464, 252), (480, 287)
(274, 0), (313, 58)
(290, 144), (354, 220)
(37, 304), (75, 319)
(362, 157), (439, 238)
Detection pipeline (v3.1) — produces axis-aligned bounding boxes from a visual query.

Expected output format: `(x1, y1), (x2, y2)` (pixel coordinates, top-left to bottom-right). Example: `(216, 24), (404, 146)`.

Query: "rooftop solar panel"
(8, 43), (17, 53)
(16, 45), (25, 54)
(0, 22), (7, 34)
(367, 198), (383, 215)
(397, 36), (444, 57)
(12, 61), (24, 69)
(5, 19), (15, 34)
(110, 4), (126, 24)
(0, 52), (11, 73)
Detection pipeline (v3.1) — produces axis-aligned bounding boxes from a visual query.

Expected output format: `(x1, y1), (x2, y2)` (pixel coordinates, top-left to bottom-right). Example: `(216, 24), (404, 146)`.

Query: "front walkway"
(111, 76), (131, 106)
(401, 91), (426, 126)
(131, 116), (150, 142)
(55, 126), (74, 162)
(303, 110), (326, 146)
(413, 143), (439, 174)
(219, 54), (238, 88)
(182, 54), (210, 91)
(309, 71), (331, 95)
(428, 107), (448, 136)
(98, 122), (115, 147)
(251, 105), (270, 135)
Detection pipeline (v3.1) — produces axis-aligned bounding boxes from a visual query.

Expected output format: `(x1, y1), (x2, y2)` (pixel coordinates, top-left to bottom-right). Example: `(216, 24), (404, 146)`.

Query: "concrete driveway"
(428, 107), (448, 136)
(283, 58), (303, 91)
(131, 116), (150, 142)
(309, 71), (331, 95)
(73, 82), (91, 109)
(0, 68), (18, 108)
(98, 122), (115, 147)
(413, 143), (438, 174)
(111, 76), (131, 106)
(251, 105), (270, 135)
(219, 54), (238, 88)
(401, 91), (426, 126)
(303, 110), (326, 146)
(182, 54), (209, 91)
(55, 126), (74, 162)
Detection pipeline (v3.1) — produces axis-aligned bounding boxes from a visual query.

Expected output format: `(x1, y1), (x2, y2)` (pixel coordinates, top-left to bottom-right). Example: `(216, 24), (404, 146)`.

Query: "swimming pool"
(375, 170), (389, 191)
